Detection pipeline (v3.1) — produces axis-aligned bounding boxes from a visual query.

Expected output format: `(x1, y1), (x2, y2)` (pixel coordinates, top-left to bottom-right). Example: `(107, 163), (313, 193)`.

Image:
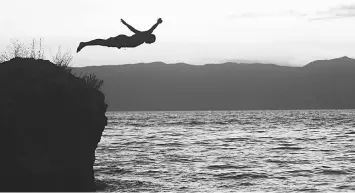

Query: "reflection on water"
(95, 110), (355, 192)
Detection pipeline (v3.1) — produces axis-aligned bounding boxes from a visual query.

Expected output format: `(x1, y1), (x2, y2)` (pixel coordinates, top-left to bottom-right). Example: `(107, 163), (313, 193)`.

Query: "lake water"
(95, 110), (355, 192)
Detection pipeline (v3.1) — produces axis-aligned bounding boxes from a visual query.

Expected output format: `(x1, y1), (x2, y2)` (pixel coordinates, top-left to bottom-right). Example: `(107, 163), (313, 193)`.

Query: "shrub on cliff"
(0, 39), (45, 61)
(80, 73), (104, 90)
(50, 45), (73, 73)
(0, 38), (104, 91)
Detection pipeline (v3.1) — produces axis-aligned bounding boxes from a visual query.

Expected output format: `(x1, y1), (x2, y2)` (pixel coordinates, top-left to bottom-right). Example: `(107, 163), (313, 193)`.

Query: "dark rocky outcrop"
(0, 58), (107, 191)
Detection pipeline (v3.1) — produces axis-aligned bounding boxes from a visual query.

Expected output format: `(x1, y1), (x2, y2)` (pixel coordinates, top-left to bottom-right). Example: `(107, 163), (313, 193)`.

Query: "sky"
(1, 0), (355, 67)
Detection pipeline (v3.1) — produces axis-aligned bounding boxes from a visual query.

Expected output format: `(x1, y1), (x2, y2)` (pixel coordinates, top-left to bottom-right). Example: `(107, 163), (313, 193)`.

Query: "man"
(77, 18), (163, 52)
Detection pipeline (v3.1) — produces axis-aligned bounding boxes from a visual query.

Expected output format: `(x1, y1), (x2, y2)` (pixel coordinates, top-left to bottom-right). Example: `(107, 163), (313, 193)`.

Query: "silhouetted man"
(77, 18), (163, 52)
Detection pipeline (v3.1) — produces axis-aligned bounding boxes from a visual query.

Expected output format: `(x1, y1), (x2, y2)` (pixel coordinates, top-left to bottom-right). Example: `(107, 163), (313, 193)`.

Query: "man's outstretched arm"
(146, 18), (163, 34)
(121, 19), (140, 33)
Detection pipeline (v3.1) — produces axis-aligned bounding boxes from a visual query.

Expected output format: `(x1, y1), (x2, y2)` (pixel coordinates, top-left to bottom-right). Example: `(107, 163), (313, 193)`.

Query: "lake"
(95, 110), (355, 192)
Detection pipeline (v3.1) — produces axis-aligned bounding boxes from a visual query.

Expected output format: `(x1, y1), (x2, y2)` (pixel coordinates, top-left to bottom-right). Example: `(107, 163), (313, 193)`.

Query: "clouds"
(308, 4), (355, 20)
(226, 1), (355, 21)
(228, 10), (307, 19)
(329, 4), (355, 16)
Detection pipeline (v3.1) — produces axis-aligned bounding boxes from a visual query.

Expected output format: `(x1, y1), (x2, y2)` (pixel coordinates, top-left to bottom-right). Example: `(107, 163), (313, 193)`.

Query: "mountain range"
(73, 56), (355, 111)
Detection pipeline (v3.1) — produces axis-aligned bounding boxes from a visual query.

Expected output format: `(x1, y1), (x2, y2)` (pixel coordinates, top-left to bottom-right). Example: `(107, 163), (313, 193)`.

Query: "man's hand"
(157, 18), (163, 24)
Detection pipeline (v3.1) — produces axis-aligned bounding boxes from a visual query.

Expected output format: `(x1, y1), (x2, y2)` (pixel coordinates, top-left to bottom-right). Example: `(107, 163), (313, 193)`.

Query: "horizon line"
(74, 56), (354, 68)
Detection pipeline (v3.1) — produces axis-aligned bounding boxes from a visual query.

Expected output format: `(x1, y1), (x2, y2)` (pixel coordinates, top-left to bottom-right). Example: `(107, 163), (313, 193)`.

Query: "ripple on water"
(96, 110), (355, 192)
(206, 164), (249, 170)
(271, 146), (304, 150)
(317, 169), (349, 175)
(214, 172), (269, 180)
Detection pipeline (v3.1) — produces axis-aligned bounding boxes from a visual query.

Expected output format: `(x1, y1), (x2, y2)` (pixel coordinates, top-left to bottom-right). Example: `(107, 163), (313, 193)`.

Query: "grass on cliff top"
(0, 39), (104, 91)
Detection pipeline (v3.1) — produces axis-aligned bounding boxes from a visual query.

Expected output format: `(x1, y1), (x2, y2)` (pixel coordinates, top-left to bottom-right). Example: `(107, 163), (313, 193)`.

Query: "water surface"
(95, 110), (355, 192)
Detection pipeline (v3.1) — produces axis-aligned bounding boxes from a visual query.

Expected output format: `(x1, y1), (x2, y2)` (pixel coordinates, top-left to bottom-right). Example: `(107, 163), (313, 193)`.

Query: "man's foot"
(76, 42), (85, 53)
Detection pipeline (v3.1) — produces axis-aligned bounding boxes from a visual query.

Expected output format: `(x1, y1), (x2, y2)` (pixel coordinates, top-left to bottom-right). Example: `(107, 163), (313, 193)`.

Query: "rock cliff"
(0, 57), (107, 191)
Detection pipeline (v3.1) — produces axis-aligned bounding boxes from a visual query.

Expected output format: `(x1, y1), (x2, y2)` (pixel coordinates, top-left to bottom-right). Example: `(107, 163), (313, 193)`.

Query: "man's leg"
(77, 39), (109, 53)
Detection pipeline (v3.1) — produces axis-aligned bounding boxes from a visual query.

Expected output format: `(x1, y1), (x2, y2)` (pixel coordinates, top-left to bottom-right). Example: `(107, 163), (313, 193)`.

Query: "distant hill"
(73, 56), (355, 111)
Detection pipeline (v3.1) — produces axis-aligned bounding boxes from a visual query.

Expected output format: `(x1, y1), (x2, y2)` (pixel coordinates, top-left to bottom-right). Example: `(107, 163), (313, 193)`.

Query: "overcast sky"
(1, 0), (355, 67)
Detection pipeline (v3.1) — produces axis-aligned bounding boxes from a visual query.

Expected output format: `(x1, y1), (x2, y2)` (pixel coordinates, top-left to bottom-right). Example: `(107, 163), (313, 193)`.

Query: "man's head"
(145, 34), (156, 44)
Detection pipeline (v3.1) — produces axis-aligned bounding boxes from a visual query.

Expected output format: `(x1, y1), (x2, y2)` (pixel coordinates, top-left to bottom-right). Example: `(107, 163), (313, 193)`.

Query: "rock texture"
(0, 58), (107, 191)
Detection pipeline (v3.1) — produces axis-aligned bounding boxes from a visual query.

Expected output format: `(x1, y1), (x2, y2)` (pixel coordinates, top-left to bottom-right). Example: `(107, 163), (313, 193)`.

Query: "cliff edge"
(0, 58), (108, 191)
